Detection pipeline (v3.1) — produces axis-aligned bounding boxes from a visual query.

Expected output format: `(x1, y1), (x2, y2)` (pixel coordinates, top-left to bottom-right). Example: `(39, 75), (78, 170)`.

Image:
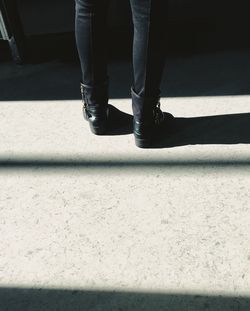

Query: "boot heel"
(89, 123), (107, 135)
(134, 136), (152, 148)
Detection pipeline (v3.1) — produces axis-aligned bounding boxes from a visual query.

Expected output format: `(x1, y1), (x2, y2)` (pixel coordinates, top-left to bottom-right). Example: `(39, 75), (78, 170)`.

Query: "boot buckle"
(80, 83), (91, 120)
(82, 104), (90, 121)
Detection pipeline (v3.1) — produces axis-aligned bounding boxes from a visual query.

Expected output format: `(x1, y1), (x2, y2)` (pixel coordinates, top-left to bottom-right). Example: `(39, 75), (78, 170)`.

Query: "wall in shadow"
(1, 0), (249, 64)
(0, 287), (249, 310)
(17, 0), (214, 35)
(3, 0), (249, 63)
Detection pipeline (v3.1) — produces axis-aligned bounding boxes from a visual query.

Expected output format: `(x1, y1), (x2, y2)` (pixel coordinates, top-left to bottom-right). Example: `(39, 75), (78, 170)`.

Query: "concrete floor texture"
(0, 48), (250, 310)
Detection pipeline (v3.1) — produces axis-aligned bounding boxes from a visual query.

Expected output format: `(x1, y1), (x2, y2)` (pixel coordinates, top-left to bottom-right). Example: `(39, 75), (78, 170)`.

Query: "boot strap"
(153, 102), (165, 125)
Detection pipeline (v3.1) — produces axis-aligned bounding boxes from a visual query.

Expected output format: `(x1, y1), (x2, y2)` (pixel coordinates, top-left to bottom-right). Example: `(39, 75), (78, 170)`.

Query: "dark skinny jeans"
(75, 0), (168, 98)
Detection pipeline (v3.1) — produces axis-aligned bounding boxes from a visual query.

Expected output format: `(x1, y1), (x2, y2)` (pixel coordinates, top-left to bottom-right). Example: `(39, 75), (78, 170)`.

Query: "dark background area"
(1, 0), (250, 101)
(1, 0), (249, 63)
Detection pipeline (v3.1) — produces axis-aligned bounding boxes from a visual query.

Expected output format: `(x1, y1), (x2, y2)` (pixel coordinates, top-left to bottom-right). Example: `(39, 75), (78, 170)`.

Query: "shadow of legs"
(153, 112), (250, 148)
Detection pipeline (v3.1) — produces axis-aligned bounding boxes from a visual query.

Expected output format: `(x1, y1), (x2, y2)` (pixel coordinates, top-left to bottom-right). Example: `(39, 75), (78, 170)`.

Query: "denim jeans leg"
(75, 0), (110, 87)
(130, 0), (168, 98)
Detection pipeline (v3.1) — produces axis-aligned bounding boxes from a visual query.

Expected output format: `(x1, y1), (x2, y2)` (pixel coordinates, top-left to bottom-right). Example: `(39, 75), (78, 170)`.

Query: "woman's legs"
(130, 0), (170, 147)
(74, 0), (169, 140)
(130, 0), (168, 98)
(75, 0), (110, 86)
(75, 0), (167, 92)
(75, 0), (110, 135)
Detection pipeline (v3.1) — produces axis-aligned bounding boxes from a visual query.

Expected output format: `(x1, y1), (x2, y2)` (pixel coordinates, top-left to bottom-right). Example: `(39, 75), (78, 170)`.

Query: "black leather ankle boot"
(80, 79), (109, 135)
(131, 86), (173, 148)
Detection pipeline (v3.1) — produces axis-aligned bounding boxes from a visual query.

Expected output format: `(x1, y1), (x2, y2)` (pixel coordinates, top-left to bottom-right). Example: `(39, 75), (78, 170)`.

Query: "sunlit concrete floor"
(0, 48), (250, 310)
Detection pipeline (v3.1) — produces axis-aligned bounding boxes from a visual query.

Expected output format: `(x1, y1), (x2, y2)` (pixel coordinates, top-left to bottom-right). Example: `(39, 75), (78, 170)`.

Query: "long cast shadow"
(102, 109), (250, 148)
(0, 287), (249, 310)
(153, 112), (250, 148)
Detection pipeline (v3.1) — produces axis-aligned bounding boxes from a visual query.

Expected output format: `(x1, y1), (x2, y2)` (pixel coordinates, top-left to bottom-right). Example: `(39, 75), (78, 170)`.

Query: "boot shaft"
(80, 78), (109, 109)
(131, 86), (161, 122)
